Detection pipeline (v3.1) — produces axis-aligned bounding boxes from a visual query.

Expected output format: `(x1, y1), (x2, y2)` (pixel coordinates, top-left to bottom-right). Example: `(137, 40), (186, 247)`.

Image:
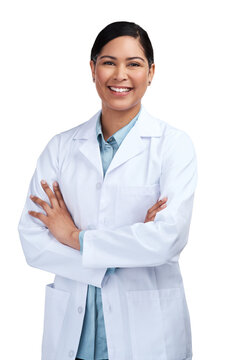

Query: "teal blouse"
(76, 107), (142, 360)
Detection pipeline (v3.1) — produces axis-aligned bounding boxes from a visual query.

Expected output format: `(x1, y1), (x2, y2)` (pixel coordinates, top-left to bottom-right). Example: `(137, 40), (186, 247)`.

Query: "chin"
(104, 99), (140, 112)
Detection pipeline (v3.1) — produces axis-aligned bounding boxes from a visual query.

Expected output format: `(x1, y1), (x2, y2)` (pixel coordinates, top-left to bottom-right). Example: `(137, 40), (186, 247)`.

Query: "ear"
(90, 60), (96, 81)
(148, 63), (155, 84)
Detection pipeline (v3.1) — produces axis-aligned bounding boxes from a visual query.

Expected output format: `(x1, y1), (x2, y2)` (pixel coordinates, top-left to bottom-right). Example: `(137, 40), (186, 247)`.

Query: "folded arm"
(81, 131), (198, 268)
(18, 135), (107, 288)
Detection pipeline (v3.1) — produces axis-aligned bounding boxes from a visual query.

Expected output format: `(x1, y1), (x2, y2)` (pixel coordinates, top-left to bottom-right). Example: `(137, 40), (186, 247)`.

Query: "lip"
(108, 85), (133, 89)
(107, 86), (133, 96)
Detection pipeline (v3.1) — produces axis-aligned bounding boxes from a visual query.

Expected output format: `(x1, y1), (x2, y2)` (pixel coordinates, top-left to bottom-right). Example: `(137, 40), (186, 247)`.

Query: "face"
(90, 36), (155, 113)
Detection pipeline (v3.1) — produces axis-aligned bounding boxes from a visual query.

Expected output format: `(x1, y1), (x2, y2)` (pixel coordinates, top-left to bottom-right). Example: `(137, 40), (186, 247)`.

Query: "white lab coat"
(18, 106), (198, 360)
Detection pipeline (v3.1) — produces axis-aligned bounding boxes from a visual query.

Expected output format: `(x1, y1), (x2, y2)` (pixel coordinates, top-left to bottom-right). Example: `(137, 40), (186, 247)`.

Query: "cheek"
(97, 73), (106, 84)
(96, 68), (111, 86)
(133, 71), (148, 88)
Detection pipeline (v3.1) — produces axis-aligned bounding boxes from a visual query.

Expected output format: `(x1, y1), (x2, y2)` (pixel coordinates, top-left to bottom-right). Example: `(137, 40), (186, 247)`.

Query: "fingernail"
(53, 181), (58, 187)
(30, 194), (34, 199)
(41, 180), (46, 184)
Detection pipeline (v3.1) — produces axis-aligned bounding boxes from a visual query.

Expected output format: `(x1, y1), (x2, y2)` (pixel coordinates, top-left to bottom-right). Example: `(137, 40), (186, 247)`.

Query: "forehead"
(99, 36), (146, 58)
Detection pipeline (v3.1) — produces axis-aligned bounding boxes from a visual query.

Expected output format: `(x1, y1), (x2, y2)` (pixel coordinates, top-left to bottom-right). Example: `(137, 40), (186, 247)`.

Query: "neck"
(100, 103), (141, 141)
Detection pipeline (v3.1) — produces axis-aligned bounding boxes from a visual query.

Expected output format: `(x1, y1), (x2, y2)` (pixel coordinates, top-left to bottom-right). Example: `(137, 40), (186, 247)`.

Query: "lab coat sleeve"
(80, 231), (116, 277)
(82, 131), (198, 268)
(18, 134), (107, 287)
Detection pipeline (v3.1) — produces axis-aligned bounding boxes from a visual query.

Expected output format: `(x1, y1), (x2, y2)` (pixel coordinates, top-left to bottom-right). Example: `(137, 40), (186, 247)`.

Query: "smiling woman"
(18, 21), (197, 360)
(89, 22), (155, 140)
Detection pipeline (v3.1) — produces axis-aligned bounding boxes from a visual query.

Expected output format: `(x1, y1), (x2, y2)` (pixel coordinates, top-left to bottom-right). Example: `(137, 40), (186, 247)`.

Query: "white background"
(1, 0), (239, 359)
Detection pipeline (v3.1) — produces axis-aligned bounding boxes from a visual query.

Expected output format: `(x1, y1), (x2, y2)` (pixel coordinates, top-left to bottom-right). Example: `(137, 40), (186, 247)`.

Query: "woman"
(18, 21), (197, 360)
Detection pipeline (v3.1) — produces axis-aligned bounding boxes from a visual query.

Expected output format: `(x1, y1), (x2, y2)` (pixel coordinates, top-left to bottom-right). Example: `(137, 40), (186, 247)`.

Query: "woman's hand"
(28, 180), (81, 250)
(144, 197), (168, 223)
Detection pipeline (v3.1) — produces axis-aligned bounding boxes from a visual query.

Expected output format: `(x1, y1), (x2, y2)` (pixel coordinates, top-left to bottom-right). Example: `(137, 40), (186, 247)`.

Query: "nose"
(113, 64), (128, 82)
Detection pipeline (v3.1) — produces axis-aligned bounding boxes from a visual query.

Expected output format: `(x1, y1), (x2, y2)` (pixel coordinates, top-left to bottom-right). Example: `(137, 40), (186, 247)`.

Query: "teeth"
(109, 87), (131, 93)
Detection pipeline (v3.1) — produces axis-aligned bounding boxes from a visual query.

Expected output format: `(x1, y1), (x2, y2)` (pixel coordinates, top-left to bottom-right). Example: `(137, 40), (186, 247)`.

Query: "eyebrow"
(99, 55), (146, 62)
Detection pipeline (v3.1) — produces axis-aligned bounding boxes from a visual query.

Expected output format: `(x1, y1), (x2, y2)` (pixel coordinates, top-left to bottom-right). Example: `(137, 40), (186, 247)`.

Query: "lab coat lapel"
(73, 106), (163, 177)
(73, 110), (103, 177)
(106, 106), (164, 175)
(106, 119), (145, 175)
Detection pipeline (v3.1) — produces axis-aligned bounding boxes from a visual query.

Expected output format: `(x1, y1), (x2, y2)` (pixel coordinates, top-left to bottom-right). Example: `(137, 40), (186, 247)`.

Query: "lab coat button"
(96, 182), (102, 190)
(78, 306), (83, 314)
(68, 350), (74, 357)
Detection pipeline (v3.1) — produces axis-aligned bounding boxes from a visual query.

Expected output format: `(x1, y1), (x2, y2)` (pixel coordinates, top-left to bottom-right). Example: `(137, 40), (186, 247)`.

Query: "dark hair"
(90, 21), (154, 69)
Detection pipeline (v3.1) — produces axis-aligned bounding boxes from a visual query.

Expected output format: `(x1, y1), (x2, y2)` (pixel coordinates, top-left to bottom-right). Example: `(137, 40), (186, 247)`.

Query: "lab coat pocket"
(116, 184), (160, 226)
(41, 283), (71, 359)
(126, 288), (189, 360)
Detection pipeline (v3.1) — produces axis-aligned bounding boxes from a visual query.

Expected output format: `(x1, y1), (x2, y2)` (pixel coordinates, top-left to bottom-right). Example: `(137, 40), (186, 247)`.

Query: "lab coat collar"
(73, 105), (164, 176)
(73, 105), (163, 140)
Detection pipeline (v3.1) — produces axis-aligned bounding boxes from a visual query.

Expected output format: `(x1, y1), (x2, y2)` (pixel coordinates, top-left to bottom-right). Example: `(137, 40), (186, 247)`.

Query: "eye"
(128, 63), (140, 67)
(103, 61), (115, 65)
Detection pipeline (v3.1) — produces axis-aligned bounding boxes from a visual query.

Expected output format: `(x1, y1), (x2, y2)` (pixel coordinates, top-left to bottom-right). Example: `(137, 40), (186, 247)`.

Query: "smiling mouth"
(108, 86), (133, 93)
